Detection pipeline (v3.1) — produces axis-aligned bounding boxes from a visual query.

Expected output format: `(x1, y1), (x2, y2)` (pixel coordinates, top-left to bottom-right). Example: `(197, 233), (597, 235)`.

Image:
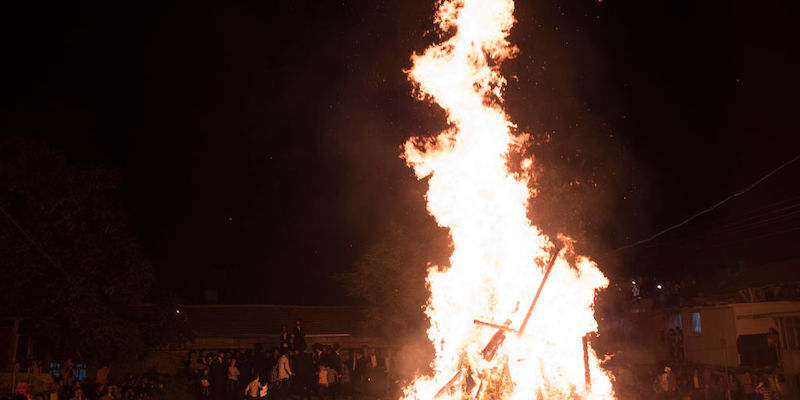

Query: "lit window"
(49, 362), (61, 377)
(48, 362), (86, 381)
(692, 312), (702, 333)
(75, 363), (87, 381)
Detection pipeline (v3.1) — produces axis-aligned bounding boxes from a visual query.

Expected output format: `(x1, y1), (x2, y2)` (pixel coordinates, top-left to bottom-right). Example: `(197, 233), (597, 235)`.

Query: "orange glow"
(401, 0), (615, 399)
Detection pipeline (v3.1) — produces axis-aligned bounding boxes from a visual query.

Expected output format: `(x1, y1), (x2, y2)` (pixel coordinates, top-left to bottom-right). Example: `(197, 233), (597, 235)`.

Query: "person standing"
(227, 358), (241, 395)
(199, 369), (212, 399)
(267, 347), (280, 392)
(353, 348), (368, 397)
(691, 369), (701, 395)
(755, 379), (773, 400)
(276, 349), (295, 400)
(244, 376), (264, 399)
(210, 353), (226, 399)
(189, 354), (204, 378)
(292, 319), (307, 351)
(293, 348), (315, 400)
(95, 365), (110, 386)
(279, 326), (291, 352)
(260, 379), (269, 399)
(60, 359), (75, 387)
(98, 386), (113, 400)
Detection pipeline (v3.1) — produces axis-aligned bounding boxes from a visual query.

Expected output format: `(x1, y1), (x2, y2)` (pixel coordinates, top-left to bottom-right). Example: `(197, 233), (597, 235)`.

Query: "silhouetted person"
(227, 358), (241, 395)
(210, 353), (226, 399)
(199, 368), (211, 399)
(293, 348), (315, 400)
(279, 325), (291, 352)
(292, 319), (307, 351)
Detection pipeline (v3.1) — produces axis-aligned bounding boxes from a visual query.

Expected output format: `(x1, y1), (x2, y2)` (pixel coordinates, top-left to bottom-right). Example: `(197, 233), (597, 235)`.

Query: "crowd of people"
(9, 358), (167, 400)
(184, 319), (396, 400)
(602, 276), (696, 314)
(5, 319), (399, 400)
(612, 362), (785, 400)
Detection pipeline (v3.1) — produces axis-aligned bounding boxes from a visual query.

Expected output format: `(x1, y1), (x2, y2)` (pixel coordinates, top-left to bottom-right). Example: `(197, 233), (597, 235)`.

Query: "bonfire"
(400, 0), (615, 399)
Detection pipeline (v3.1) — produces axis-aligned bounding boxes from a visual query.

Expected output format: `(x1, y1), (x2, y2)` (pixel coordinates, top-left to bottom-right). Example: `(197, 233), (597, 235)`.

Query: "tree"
(337, 217), (450, 379)
(0, 137), (189, 365)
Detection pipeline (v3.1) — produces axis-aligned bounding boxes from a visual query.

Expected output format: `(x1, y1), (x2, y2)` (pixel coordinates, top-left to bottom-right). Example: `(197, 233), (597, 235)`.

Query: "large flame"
(401, 0), (615, 399)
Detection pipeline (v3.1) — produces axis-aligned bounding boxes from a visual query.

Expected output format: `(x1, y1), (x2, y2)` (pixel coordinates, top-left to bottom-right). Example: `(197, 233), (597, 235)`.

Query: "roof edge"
(179, 304), (361, 309)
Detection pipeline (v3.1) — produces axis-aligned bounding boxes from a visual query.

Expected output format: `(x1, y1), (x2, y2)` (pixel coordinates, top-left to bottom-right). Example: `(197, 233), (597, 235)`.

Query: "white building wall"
(731, 301), (800, 335)
(681, 306), (738, 367)
(680, 301), (800, 368)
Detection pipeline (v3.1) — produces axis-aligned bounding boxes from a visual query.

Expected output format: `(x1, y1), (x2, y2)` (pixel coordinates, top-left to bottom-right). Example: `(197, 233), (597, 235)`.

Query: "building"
(137, 304), (383, 374)
(1, 304), (380, 376)
(680, 301), (800, 371)
(178, 304), (379, 350)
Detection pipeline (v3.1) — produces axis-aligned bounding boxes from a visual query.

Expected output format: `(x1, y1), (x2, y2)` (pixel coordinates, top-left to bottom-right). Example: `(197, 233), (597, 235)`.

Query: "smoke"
(501, 1), (644, 272)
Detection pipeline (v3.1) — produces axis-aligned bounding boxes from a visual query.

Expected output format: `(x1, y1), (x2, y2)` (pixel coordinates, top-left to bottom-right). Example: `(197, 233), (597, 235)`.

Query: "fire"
(401, 0), (615, 399)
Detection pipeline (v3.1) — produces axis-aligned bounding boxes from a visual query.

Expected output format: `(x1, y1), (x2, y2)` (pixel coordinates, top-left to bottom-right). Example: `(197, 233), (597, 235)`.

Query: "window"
(692, 312), (702, 334)
(75, 363), (87, 381)
(47, 361), (87, 381)
(49, 362), (60, 378)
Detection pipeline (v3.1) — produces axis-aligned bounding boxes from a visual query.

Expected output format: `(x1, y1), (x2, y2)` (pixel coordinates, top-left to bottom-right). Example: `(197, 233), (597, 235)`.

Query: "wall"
(680, 302), (800, 368)
(782, 349), (800, 374)
(186, 334), (387, 351)
(143, 334), (390, 375)
(638, 311), (674, 362)
(731, 301), (800, 335)
(681, 306), (738, 367)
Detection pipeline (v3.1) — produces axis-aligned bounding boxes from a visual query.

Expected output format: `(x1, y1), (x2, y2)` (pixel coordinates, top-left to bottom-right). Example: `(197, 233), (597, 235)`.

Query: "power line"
(707, 226), (800, 248)
(616, 153), (800, 252)
(721, 209), (800, 234)
(626, 197), (800, 250)
(656, 201), (800, 240)
(719, 195), (800, 220)
(716, 203), (800, 230)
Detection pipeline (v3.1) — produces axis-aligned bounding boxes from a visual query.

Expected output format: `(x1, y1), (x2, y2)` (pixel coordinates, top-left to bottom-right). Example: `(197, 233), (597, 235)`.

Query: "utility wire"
(616, 153), (800, 252)
(722, 209), (800, 234)
(706, 226), (800, 248)
(716, 203), (800, 230)
(719, 195), (800, 220)
(628, 197), (800, 249)
(634, 218), (800, 252)
(654, 202), (800, 240)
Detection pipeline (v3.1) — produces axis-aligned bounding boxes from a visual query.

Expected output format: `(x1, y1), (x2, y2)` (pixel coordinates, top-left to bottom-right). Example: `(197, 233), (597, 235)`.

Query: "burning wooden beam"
(434, 247), (566, 399)
(473, 319), (518, 333)
(473, 380), (484, 400)
(480, 319), (511, 360)
(583, 334), (591, 388)
(433, 370), (463, 399)
(517, 247), (561, 338)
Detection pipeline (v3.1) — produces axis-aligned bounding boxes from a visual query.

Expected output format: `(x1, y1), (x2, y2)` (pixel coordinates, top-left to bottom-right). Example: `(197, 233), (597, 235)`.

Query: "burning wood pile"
(399, 0), (616, 399)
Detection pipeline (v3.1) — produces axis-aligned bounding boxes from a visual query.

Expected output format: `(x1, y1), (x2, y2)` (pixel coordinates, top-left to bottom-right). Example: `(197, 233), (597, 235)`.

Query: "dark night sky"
(2, 0), (799, 304)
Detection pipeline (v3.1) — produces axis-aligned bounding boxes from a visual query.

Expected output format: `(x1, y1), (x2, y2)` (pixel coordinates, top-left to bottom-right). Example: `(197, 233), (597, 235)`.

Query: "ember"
(400, 0), (615, 399)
